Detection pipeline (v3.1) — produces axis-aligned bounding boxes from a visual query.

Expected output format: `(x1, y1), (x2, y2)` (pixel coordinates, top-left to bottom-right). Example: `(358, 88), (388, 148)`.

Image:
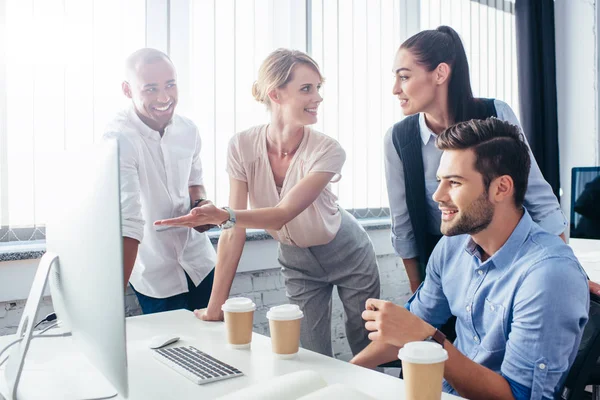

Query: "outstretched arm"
(155, 171), (335, 230)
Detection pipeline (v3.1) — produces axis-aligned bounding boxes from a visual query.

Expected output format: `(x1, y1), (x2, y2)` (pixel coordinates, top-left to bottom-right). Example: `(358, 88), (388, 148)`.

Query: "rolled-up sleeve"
(188, 127), (204, 187)
(309, 140), (346, 183)
(495, 100), (568, 235)
(501, 258), (588, 399)
(104, 132), (145, 242)
(384, 128), (418, 258)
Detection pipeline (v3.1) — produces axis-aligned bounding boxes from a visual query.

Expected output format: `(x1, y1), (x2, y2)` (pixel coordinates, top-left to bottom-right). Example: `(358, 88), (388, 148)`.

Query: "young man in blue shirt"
(351, 118), (589, 399)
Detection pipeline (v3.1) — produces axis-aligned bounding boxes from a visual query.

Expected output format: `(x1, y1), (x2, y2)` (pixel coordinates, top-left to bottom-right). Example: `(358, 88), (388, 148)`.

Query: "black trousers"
(131, 268), (215, 315)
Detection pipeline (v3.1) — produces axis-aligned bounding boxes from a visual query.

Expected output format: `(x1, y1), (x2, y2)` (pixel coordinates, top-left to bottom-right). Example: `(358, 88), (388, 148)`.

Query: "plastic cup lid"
(221, 297), (256, 313)
(398, 341), (449, 364)
(266, 304), (304, 321)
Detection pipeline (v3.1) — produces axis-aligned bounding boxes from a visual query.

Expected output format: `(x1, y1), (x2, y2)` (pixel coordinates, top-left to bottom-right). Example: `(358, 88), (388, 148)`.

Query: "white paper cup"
(267, 304), (304, 358)
(398, 341), (448, 400)
(221, 297), (256, 349)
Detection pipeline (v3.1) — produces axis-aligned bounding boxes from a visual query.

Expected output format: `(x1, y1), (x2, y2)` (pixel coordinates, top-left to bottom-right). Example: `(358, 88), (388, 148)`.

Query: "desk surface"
(124, 310), (461, 399)
(570, 238), (600, 282)
(1, 309), (461, 399)
(3, 241), (598, 399)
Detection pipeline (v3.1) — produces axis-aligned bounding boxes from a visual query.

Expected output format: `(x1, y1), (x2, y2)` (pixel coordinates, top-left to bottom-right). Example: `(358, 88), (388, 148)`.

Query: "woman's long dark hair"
(400, 25), (488, 123)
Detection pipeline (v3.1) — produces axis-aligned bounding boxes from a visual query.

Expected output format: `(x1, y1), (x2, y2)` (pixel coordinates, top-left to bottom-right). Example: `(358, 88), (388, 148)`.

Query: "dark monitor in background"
(570, 167), (600, 240)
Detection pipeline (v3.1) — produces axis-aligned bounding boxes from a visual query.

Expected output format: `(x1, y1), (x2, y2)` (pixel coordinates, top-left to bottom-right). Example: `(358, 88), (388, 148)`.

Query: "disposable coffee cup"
(221, 297), (256, 349)
(398, 341), (448, 400)
(267, 304), (304, 359)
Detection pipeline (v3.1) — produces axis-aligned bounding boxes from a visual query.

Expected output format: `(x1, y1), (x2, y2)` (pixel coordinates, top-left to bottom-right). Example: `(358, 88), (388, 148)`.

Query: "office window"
(0, 0), (145, 241)
(173, 0), (405, 218)
(0, 0), (519, 242)
(420, 0), (519, 120)
(308, 0), (404, 216)
(170, 0), (307, 208)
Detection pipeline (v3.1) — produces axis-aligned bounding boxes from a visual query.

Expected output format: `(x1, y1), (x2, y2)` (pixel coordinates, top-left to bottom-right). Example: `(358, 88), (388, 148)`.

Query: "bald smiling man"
(104, 48), (217, 314)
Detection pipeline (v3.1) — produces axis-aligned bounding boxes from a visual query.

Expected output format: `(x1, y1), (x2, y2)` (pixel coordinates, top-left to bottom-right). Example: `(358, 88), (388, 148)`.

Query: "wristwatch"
(220, 207), (236, 229)
(424, 328), (446, 348)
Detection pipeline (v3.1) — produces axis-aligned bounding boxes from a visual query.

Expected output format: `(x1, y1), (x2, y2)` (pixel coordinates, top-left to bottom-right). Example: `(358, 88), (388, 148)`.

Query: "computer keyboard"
(152, 345), (244, 385)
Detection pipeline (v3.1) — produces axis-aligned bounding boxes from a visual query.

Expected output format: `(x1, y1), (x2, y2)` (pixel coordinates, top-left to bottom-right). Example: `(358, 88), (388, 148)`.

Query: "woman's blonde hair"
(252, 48), (323, 109)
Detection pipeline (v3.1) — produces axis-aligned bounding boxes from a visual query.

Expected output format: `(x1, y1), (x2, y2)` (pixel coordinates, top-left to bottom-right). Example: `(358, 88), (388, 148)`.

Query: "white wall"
(555, 0), (600, 224)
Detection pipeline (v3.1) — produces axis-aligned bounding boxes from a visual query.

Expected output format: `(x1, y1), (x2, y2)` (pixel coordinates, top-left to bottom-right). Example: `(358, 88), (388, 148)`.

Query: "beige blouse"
(227, 124), (346, 247)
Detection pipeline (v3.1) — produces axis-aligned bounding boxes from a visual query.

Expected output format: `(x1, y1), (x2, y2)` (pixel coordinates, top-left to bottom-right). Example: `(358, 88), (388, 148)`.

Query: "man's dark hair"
(436, 117), (531, 208)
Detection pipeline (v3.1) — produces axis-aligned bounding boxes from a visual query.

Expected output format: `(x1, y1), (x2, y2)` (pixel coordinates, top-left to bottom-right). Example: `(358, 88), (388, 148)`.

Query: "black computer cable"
(32, 312), (57, 330)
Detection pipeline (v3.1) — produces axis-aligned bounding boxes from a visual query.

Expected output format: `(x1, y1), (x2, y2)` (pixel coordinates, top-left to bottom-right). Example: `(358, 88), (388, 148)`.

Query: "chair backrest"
(570, 166), (600, 239)
(561, 293), (600, 399)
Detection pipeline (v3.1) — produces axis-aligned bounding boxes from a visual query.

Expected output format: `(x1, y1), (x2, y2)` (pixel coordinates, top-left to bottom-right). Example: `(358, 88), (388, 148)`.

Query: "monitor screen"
(570, 167), (600, 240)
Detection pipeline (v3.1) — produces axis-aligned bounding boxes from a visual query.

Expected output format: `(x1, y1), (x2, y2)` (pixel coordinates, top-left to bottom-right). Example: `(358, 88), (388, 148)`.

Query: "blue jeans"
(131, 269), (215, 315)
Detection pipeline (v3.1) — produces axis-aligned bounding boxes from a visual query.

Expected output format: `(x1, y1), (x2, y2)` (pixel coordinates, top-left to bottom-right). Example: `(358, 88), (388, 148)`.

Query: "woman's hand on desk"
(194, 307), (224, 322)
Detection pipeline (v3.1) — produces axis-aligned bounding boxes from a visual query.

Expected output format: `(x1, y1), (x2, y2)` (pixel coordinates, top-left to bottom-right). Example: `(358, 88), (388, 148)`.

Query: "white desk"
(0, 309), (461, 399)
(570, 238), (600, 282)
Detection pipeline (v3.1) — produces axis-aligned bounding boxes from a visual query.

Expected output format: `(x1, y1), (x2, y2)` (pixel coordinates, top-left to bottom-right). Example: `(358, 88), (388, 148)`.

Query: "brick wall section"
(0, 254), (411, 362)
(0, 288), (149, 336)
(0, 297), (55, 336)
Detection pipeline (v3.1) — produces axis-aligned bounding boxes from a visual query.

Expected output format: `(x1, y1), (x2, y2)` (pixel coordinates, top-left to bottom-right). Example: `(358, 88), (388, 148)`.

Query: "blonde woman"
(155, 49), (380, 357)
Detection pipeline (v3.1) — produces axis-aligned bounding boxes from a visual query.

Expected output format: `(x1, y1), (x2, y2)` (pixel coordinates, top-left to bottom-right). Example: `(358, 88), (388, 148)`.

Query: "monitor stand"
(1, 253), (118, 400)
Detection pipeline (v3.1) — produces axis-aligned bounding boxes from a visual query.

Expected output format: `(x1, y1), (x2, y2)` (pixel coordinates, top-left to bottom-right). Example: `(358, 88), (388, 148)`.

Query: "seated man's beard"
(442, 192), (494, 237)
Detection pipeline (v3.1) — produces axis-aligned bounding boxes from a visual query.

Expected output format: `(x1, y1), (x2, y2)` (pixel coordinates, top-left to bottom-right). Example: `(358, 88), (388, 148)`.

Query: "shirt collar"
(464, 208), (533, 270)
(127, 105), (173, 141)
(418, 113), (436, 145)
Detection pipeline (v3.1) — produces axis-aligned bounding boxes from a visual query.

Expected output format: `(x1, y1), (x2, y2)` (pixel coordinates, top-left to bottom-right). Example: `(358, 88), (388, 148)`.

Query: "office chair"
(561, 293), (600, 400)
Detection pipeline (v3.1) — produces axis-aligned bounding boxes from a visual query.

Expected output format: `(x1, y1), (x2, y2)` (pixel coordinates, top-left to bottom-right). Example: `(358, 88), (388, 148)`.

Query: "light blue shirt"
(384, 100), (568, 258)
(406, 210), (589, 399)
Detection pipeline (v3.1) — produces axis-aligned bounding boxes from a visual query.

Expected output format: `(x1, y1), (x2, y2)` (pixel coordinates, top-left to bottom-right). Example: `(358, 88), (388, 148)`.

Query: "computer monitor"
(2, 139), (128, 399)
(570, 166), (600, 240)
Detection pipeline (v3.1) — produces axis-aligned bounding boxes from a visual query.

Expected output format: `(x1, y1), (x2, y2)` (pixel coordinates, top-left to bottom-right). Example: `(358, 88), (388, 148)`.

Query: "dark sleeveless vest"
(391, 98), (497, 280)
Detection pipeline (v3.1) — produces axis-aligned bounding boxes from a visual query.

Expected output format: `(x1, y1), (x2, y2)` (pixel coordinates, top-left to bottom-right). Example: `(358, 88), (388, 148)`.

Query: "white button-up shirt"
(104, 107), (216, 298)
